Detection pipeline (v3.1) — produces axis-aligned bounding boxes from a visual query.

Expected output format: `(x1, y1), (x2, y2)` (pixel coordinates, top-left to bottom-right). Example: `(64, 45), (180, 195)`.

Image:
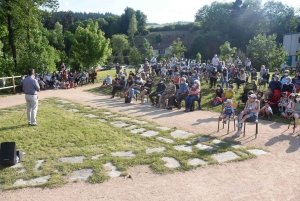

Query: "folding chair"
(218, 103), (238, 134)
(243, 120), (258, 138)
(288, 117), (296, 133)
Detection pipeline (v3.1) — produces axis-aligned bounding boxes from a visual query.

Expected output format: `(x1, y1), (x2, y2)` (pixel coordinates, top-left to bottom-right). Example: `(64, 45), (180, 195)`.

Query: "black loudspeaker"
(0, 142), (16, 165)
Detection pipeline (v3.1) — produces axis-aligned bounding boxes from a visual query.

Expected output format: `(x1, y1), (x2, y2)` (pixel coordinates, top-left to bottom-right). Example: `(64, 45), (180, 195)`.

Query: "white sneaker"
(232, 131), (242, 138)
(235, 123), (242, 128)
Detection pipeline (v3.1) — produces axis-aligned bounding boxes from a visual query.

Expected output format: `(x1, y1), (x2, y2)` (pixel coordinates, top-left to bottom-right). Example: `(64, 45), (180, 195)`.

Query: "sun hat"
(224, 99), (233, 104)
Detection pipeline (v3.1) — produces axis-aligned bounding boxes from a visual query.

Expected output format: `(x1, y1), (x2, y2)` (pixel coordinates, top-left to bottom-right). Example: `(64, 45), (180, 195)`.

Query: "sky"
(58, 0), (300, 24)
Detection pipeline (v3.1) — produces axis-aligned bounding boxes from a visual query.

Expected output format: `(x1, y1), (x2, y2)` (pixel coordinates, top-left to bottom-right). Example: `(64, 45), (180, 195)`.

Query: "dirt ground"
(1, 84), (300, 201)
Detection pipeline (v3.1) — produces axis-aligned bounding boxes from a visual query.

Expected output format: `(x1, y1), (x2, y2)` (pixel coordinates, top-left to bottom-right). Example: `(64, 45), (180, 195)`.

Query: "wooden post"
(12, 75), (16, 94)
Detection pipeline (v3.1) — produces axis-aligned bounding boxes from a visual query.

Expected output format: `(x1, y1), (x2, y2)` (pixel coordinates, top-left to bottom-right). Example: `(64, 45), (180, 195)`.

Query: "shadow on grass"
(0, 124), (28, 132)
(265, 134), (300, 153)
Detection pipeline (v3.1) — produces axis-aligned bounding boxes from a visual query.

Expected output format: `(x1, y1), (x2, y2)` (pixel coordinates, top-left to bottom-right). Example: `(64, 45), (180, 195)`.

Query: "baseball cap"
(249, 94), (257, 99)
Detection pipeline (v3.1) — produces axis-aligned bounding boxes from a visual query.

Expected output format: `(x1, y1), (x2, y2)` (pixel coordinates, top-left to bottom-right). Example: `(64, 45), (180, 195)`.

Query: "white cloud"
(65, 0), (69, 7)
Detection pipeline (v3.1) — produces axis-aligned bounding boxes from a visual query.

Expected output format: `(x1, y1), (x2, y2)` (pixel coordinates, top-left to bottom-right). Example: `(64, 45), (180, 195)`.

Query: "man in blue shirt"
(264, 75), (282, 101)
(168, 77), (189, 110)
(23, 69), (40, 126)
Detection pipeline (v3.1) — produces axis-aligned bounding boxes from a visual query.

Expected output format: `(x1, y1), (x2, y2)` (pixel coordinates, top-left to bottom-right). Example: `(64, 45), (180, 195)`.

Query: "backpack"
(211, 97), (222, 106)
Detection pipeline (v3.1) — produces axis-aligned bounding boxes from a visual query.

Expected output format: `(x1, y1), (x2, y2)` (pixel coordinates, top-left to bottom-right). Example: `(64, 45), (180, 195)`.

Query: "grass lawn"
(0, 98), (258, 190)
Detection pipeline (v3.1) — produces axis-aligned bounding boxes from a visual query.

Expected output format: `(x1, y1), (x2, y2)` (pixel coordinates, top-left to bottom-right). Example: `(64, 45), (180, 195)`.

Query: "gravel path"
(1, 84), (300, 201)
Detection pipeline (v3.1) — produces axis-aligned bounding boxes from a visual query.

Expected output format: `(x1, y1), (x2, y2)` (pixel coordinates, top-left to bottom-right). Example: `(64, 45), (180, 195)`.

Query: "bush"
(141, 29), (150, 35)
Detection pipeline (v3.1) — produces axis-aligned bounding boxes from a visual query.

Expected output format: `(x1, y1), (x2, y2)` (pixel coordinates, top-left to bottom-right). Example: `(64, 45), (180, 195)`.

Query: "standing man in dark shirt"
(149, 78), (166, 106)
(116, 63), (121, 75)
(23, 69), (40, 126)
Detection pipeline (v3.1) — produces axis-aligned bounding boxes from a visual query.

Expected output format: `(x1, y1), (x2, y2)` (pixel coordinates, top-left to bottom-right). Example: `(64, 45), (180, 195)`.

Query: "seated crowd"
(21, 70), (98, 90)
(105, 54), (300, 137)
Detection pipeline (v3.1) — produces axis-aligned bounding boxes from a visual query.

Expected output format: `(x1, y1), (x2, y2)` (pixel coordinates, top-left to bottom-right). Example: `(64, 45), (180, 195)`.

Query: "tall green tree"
(219, 41), (237, 61)
(196, 53), (201, 62)
(120, 7), (135, 35)
(156, 33), (163, 43)
(141, 38), (156, 60)
(111, 34), (129, 63)
(127, 13), (137, 46)
(171, 38), (187, 59)
(135, 10), (147, 33)
(246, 34), (288, 70)
(68, 21), (112, 70)
(128, 47), (142, 67)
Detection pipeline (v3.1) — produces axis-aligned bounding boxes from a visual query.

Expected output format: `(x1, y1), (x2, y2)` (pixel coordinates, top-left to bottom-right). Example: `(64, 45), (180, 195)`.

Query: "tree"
(128, 47), (142, 67)
(141, 38), (156, 60)
(127, 13), (137, 46)
(68, 21), (112, 70)
(111, 34), (129, 63)
(135, 10), (147, 33)
(171, 38), (187, 59)
(156, 33), (163, 43)
(219, 41), (237, 60)
(120, 7), (135, 35)
(246, 34), (288, 70)
(196, 53), (201, 62)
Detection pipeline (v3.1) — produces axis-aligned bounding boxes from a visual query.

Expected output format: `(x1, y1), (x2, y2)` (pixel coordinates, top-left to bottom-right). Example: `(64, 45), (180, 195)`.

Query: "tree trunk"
(7, 14), (17, 69)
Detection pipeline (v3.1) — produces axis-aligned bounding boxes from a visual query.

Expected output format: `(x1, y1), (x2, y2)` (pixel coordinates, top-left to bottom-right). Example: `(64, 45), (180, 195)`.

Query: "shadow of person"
(265, 134), (300, 153)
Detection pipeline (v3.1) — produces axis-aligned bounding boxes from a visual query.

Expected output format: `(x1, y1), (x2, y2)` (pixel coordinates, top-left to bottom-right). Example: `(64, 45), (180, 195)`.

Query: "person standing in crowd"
(226, 56), (232, 66)
(212, 54), (219, 67)
(245, 58), (251, 74)
(292, 71), (300, 92)
(171, 54), (178, 63)
(280, 62), (287, 73)
(23, 69), (40, 126)
(116, 63), (121, 74)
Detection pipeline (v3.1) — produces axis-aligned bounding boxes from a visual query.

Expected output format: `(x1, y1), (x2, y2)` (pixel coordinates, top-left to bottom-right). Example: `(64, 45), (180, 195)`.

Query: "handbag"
(211, 97), (222, 106)
(125, 96), (131, 103)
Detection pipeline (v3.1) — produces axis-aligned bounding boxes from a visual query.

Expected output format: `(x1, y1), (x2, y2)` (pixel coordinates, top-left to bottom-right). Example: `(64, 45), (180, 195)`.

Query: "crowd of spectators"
(105, 55), (300, 137)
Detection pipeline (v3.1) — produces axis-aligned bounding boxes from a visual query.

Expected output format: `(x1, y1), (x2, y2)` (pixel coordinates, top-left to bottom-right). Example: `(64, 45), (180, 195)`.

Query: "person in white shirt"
(280, 62), (287, 73)
(226, 56), (232, 66)
(212, 54), (219, 67)
(259, 101), (273, 119)
(171, 55), (178, 63)
(150, 56), (157, 64)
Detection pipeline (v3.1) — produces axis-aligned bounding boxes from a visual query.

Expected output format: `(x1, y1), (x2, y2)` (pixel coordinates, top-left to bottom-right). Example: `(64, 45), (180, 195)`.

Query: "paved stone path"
(1, 83), (300, 200)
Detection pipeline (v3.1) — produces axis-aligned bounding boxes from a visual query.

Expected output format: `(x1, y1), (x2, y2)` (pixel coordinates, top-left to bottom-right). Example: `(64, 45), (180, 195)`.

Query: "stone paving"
(2, 99), (268, 189)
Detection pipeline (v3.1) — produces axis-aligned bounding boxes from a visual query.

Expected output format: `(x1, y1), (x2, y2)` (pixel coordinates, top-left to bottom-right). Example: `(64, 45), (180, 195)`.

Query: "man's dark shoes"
(31, 124), (38, 126)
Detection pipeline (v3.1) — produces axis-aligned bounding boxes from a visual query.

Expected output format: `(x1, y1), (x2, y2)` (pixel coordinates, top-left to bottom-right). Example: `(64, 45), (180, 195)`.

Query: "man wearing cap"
(264, 75), (282, 101)
(168, 77), (189, 110)
(23, 69), (40, 126)
(149, 78), (166, 106)
(103, 74), (112, 85)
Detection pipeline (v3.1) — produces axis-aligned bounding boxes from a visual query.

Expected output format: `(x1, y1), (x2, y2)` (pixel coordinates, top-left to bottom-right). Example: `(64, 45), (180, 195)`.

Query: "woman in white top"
(233, 94), (260, 137)
(236, 69), (247, 89)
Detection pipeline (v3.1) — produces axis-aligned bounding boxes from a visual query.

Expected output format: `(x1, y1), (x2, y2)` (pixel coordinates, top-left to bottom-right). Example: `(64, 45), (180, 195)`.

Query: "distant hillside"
(134, 30), (197, 51)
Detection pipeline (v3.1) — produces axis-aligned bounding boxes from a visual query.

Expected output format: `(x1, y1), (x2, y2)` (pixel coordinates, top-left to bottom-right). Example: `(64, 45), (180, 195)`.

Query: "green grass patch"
(0, 98), (259, 190)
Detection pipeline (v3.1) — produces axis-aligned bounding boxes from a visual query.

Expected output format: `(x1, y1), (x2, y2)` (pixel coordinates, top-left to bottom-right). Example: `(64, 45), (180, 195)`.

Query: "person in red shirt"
(62, 70), (67, 81)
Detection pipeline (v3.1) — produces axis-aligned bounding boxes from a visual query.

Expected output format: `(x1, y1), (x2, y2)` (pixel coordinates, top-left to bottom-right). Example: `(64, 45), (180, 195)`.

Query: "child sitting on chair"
(278, 92), (288, 114)
(219, 99), (234, 124)
(259, 100), (273, 119)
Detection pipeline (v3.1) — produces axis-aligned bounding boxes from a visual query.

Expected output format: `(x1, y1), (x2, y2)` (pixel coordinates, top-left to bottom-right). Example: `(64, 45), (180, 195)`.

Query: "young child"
(281, 93), (295, 119)
(256, 90), (263, 101)
(259, 101), (273, 119)
(278, 92), (288, 114)
(219, 99), (234, 124)
(251, 79), (257, 92)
